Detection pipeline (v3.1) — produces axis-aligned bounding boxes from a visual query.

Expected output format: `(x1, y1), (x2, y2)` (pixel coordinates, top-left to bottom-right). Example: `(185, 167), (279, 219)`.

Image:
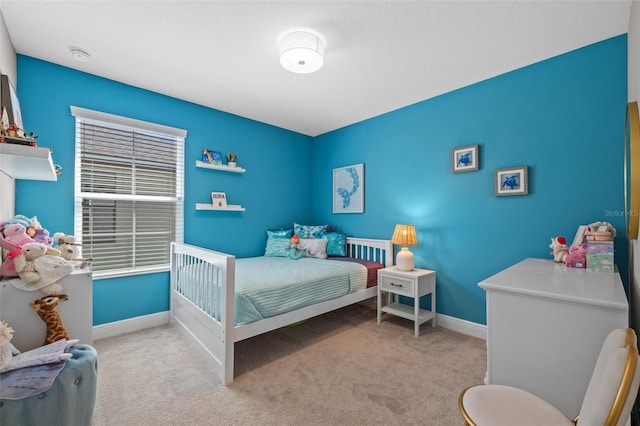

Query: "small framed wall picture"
(333, 163), (364, 213)
(495, 166), (528, 196)
(451, 144), (479, 173)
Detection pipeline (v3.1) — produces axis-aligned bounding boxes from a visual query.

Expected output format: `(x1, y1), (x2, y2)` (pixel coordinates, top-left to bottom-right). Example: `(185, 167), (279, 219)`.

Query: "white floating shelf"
(195, 160), (246, 173)
(0, 143), (57, 181)
(196, 203), (245, 211)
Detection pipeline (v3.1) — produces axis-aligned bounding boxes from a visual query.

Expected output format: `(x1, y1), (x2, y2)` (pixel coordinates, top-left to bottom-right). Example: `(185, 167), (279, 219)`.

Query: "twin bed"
(170, 237), (393, 385)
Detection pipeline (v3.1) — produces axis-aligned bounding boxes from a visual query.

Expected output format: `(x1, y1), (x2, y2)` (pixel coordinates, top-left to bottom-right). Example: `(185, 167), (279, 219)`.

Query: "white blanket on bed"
(234, 257), (367, 325)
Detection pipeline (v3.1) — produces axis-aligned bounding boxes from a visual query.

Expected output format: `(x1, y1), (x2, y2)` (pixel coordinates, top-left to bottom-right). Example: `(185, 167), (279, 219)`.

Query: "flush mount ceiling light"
(70, 47), (90, 62)
(279, 30), (324, 74)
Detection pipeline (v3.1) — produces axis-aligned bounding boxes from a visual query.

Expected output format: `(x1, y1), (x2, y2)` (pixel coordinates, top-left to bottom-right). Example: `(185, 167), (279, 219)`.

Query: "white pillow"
(300, 238), (328, 259)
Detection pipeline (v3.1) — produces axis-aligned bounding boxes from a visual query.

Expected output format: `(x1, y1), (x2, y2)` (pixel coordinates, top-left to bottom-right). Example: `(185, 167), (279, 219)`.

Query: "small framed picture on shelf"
(202, 149), (223, 165)
(451, 144), (479, 173)
(211, 191), (227, 208)
(494, 166), (528, 196)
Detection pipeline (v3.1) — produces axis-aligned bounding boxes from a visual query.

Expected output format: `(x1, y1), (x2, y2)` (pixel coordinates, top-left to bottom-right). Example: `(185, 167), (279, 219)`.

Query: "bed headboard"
(344, 237), (393, 267)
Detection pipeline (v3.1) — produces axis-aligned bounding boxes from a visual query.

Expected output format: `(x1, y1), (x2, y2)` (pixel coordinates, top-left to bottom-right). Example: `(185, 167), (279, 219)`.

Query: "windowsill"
(92, 265), (170, 280)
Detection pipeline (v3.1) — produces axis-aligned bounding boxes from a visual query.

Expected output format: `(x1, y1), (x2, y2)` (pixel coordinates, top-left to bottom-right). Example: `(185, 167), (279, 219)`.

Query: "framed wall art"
(333, 163), (364, 213)
(451, 144), (479, 173)
(495, 166), (528, 196)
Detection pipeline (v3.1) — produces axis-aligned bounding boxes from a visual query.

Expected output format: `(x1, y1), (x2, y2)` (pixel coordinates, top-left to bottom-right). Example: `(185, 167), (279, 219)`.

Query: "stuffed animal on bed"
(287, 234), (307, 260)
(13, 242), (73, 294)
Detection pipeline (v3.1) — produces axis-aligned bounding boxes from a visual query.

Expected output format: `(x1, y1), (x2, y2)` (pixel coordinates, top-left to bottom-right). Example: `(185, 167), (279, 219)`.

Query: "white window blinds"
(71, 106), (185, 277)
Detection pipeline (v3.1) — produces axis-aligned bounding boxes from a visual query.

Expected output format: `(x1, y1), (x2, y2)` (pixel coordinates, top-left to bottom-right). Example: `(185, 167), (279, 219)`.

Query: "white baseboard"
(436, 313), (486, 340)
(93, 311), (169, 341)
(92, 309), (486, 341)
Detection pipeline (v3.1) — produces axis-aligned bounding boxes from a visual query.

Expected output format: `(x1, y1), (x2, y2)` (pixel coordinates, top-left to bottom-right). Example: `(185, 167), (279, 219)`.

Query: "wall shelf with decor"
(195, 160), (245, 173)
(0, 143), (57, 181)
(195, 203), (245, 211)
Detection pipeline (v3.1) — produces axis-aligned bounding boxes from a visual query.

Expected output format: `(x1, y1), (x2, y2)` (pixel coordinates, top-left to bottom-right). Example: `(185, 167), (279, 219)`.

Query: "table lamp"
(391, 224), (418, 271)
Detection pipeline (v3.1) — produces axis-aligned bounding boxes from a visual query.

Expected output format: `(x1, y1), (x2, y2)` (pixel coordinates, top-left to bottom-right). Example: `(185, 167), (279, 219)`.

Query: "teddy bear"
(13, 242), (73, 294)
(52, 232), (88, 268)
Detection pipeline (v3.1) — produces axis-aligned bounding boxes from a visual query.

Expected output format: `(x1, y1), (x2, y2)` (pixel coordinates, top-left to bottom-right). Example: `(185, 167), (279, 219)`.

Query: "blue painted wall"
(312, 35), (628, 324)
(14, 56), (312, 324)
(13, 35), (627, 326)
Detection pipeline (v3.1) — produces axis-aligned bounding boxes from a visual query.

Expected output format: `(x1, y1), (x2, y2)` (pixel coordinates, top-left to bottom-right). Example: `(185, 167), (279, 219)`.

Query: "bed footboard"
(170, 242), (235, 385)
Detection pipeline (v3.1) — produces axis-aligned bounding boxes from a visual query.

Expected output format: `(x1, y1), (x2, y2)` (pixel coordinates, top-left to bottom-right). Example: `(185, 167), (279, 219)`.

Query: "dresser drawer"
(379, 273), (414, 297)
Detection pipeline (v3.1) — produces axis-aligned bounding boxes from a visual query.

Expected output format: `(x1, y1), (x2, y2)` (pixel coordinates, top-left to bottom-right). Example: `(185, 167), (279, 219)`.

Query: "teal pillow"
(322, 232), (347, 257)
(264, 228), (293, 257)
(294, 222), (328, 239)
(266, 228), (293, 239)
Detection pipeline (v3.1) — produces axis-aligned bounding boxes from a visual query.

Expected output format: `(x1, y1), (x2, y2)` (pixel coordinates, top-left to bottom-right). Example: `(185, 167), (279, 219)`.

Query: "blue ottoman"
(0, 344), (98, 426)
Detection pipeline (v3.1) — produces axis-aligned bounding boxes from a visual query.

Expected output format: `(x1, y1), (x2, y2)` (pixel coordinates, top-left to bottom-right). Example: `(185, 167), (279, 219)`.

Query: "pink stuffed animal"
(2, 223), (34, 247)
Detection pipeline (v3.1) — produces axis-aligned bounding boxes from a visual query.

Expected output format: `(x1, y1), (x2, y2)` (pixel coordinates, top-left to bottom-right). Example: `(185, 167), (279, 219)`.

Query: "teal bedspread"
(234, 257), (367, 325)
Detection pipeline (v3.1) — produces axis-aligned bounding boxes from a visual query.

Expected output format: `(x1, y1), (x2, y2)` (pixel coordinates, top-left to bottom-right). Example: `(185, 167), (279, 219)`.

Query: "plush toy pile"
(0, 216), (80, 385)
(0, 215), (87, 294)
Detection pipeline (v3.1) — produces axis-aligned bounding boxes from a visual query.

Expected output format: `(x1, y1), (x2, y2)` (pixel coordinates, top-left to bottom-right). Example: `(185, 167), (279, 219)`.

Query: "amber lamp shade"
(391, 224), (418, 271)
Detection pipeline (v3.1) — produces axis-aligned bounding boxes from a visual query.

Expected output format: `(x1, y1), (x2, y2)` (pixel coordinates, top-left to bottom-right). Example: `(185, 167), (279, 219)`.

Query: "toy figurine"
(549, 236), (569, 263)
(287, 234), (307, 260)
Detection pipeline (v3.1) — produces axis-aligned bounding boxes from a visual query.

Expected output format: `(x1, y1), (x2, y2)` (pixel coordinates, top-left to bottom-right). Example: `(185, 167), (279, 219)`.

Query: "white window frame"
(71, 106), (186, 279)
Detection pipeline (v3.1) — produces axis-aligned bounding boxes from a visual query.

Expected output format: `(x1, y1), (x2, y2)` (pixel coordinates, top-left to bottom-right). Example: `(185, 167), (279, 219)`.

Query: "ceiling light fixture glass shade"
(279, 31), (324, 74)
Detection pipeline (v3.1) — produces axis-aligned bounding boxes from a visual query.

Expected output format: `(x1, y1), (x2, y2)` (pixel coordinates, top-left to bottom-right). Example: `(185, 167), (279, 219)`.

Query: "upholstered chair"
(0, 344), (98, 426)
(458, 328), (640, 426)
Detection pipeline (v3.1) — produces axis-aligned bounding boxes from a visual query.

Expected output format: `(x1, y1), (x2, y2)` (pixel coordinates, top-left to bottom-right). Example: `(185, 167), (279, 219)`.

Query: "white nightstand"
(377, 267), (436, 337)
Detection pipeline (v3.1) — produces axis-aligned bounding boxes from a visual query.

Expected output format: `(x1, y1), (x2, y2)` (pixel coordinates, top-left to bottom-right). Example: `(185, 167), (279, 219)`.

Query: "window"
(71, 106), (186, 277)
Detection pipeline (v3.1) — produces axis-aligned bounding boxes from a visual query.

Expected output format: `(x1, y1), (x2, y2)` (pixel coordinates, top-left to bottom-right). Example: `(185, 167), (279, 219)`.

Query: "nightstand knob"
(390, 282), (403, 287)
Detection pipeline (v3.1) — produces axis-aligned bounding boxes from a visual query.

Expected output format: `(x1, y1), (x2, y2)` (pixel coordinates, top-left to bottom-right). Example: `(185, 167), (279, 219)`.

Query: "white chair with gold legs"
(458, 328), (640, 426)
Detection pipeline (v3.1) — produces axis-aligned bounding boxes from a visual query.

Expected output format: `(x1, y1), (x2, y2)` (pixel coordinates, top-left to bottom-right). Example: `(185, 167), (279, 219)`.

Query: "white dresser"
(479, 258), (629, 418)
(0, 268), (93, 351)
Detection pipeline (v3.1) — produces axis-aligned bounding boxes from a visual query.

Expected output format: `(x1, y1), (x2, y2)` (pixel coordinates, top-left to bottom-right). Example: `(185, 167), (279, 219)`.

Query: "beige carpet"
(92, 304), (486, 426)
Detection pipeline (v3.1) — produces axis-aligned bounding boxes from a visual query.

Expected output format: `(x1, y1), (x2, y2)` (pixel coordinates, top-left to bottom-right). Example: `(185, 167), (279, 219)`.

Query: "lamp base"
(395, 247), (414, 271)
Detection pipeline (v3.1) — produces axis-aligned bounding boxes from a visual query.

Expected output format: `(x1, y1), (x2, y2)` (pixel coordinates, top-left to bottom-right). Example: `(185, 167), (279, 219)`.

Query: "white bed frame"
(170, 237), (393, 385)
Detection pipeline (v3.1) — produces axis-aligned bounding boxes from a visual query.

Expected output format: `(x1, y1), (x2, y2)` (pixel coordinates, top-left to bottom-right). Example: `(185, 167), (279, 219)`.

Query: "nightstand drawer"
(379, 274), (414, 297)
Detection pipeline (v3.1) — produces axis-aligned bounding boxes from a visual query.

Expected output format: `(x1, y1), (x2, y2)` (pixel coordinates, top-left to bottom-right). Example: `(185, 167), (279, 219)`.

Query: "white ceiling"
(0, 1), (633, 137)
